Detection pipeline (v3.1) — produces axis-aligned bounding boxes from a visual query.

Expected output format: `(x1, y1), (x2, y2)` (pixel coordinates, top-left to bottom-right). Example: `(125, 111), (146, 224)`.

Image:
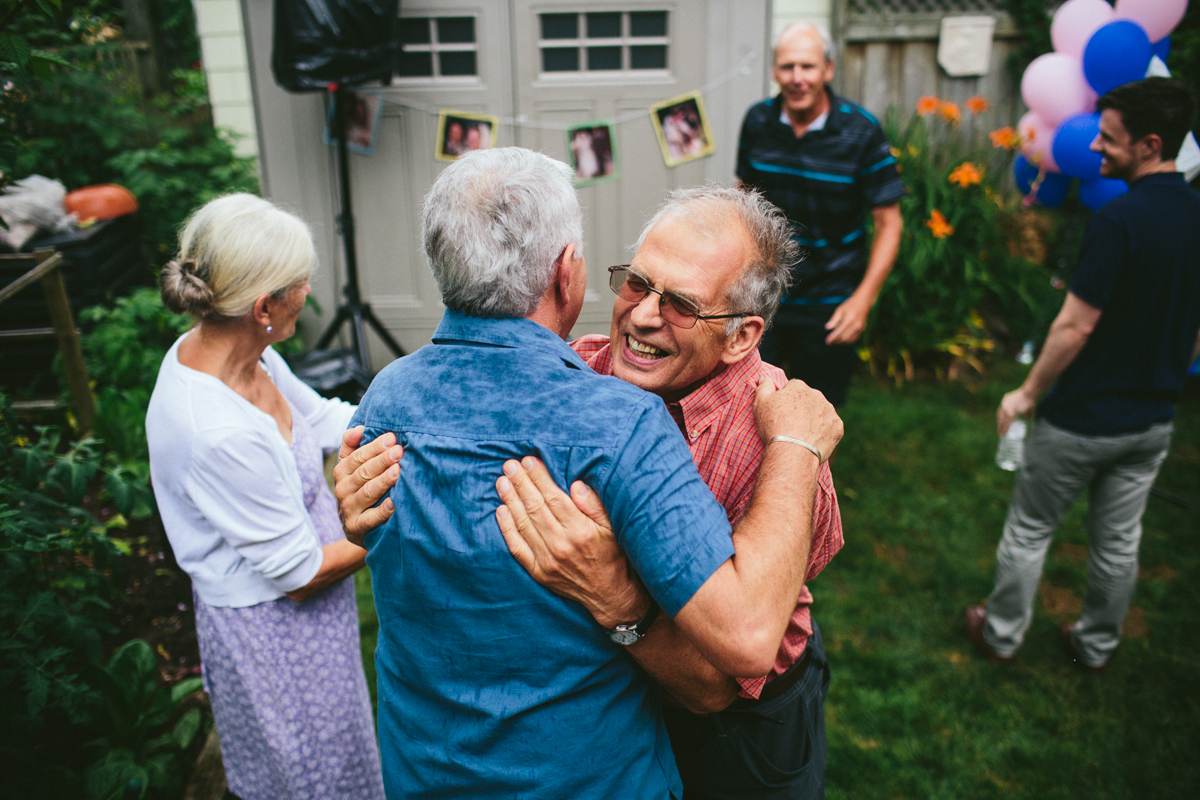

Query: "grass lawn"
(356, 365), (1200, 798)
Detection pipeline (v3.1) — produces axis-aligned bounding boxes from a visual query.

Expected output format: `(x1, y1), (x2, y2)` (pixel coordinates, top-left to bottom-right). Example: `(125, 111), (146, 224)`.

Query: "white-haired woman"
(146, 194), (384, 800)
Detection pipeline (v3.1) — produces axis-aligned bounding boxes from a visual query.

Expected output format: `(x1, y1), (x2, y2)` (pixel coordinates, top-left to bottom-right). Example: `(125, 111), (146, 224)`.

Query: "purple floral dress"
(193, 407), (384, 800)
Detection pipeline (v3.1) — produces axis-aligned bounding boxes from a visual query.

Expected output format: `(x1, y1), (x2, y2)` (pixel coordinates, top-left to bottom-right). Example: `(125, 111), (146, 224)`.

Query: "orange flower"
(989, 126), (1017, 150)
(916, 95), (940, 116)
(927, 209), (954, 238)
(939, 101), (961, 124)
(965, 95), (990, 114)
(948, 162), (983, 188)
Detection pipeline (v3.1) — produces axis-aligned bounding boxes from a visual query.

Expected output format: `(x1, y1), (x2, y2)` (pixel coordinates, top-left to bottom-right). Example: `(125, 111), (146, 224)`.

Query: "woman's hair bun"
(160, 258), (215, 316)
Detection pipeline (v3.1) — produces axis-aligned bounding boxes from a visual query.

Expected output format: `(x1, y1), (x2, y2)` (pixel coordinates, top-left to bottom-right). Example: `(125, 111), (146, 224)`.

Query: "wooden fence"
(833, 0), (1032, 137)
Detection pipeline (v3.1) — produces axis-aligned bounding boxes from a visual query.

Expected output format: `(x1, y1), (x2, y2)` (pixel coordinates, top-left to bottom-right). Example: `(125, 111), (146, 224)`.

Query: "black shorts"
(759, 310), (858, 408)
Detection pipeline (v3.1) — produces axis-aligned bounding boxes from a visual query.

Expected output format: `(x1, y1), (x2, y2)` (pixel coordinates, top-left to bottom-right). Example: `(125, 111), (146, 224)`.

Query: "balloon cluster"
(1014, 0), (1187, 209)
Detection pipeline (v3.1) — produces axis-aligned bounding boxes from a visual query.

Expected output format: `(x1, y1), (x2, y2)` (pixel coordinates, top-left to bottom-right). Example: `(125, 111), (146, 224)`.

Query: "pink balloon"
(1021, 53), (1094, 128)
(1114, 0), (1187, 43)
(1018, 111), (1062, 174)
(1052, 0), (1115, 59)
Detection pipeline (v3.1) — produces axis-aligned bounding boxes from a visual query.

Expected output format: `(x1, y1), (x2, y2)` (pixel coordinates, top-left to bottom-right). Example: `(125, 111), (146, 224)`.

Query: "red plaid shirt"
(572, 336), (844, 699)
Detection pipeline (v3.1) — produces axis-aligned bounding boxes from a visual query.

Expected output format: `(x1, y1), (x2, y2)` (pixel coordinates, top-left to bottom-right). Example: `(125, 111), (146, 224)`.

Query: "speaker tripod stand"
(315, 84), (406, 370)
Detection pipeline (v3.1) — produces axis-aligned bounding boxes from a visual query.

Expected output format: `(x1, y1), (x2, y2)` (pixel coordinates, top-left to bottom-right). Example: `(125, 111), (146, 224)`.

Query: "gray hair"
(773, 22), (834, 64)
(422, 147), (584, 318)
(634, 185), (799, 334)
(161, 193), (315, 320)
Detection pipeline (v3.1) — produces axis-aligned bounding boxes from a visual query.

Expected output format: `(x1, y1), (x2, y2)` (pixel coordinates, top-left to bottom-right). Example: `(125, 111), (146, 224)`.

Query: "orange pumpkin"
(64, 184), (139, 222)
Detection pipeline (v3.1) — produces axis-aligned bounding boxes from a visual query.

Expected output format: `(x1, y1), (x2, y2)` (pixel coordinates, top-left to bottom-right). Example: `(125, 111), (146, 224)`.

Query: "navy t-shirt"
(1040, 172), (1200, 435)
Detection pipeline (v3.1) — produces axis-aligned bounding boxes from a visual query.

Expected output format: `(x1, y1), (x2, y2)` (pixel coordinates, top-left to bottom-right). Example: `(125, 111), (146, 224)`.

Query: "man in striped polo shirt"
(738, 22), (904, 407)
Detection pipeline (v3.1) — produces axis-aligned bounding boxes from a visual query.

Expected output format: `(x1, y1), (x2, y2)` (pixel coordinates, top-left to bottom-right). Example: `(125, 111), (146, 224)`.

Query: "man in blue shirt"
(965, 78), (1200, 673)
(736, 23), (904, 406)
(347, 148), (842, 797)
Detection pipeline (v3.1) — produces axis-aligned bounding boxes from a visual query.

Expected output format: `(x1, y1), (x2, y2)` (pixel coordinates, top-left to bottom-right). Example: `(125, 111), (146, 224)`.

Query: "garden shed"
(221, 0), (1025, 365)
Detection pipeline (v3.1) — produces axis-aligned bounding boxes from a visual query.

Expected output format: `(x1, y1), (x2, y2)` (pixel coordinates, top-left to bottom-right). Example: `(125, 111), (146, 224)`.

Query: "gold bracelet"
(769, 435), (822, 463)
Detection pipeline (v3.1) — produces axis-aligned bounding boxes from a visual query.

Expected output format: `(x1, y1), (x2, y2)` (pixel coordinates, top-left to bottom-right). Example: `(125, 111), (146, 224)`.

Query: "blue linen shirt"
(352, 311), (736, 799)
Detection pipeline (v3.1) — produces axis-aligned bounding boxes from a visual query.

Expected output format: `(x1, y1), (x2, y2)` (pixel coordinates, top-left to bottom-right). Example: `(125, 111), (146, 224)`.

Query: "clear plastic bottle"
(995, 419), (1027, 471)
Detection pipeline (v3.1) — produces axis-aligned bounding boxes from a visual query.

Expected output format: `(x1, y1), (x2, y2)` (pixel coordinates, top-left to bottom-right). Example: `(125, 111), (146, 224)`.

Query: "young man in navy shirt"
(966, 78), (1200, 672)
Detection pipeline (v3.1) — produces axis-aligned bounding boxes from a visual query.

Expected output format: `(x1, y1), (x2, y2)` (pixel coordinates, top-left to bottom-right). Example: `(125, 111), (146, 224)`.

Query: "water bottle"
(995, 419), (1027, 471)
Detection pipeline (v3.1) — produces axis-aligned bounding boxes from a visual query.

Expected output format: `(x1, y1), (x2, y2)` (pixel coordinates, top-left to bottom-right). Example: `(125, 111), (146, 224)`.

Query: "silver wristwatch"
(606, 604), (659, 646)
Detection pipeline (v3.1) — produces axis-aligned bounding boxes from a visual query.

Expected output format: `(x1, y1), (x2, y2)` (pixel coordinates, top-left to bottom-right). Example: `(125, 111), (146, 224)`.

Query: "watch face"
(610, 629), (640, 646)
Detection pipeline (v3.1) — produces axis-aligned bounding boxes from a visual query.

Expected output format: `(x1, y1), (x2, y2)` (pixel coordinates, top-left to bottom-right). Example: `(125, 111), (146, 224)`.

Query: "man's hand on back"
(334, 426), (402, 546)
(753, 378), (843, 463)
(495, 457), (650, 630)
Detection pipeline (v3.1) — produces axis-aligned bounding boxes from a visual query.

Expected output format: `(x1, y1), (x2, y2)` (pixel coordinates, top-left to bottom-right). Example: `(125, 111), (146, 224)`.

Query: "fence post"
(35, 250), (95, 432)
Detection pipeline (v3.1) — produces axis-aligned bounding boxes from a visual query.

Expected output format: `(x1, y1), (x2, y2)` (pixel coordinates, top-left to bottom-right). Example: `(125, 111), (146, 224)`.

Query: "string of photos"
(324, 51), (758, 185)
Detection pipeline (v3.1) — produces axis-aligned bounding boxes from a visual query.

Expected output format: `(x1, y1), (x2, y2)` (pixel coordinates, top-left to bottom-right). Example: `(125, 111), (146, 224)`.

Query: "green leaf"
(0, 33), (30, 67)
(170, 676), (203, 704)
(171, 708), (201, 750)
(31, 49), (72, 69)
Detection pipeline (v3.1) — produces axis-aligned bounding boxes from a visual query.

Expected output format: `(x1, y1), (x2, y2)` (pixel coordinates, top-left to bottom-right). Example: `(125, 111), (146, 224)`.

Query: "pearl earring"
(266, 325), (274, 333)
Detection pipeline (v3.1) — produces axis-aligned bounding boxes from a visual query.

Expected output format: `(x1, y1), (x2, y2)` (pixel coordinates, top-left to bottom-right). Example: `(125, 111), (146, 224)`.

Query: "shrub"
(78, 288), (192, 464)
(0, 396), (201, 799)
(3, 7), (259, 259)
(866, 103), (1053, 382)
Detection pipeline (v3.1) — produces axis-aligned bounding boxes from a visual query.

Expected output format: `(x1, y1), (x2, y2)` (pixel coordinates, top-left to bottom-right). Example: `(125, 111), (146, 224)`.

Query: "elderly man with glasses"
(340, 183), (844, 799)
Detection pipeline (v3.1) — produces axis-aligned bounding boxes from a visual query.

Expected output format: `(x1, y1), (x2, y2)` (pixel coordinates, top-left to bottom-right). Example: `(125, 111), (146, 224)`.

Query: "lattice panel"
(848, 0), (1010, 13)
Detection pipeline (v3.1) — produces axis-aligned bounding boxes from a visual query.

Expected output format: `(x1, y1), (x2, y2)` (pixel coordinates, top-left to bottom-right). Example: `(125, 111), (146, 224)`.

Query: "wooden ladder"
(0, 249), (95, 431)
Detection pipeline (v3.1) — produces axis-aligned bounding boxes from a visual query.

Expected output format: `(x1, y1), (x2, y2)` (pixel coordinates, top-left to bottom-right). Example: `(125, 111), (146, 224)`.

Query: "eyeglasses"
(607, 266), (746, 330)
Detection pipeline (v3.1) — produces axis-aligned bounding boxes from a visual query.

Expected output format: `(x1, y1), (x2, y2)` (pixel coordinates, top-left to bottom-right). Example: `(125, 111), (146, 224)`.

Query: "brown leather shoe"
(964, 605), (1012, 663)
(1059, 623), (1105, 675)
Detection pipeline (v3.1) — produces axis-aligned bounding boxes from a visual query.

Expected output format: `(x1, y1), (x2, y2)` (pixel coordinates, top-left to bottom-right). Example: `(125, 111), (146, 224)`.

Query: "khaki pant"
(983, 418), (1173, 666)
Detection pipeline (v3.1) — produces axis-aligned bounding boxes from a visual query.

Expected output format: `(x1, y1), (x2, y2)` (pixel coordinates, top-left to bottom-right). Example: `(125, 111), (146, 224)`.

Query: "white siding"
(194, 0), (258, 157)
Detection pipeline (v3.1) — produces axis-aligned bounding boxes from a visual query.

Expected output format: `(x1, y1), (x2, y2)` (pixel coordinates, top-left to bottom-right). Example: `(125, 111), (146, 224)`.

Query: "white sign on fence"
(937, 15), (996, 78)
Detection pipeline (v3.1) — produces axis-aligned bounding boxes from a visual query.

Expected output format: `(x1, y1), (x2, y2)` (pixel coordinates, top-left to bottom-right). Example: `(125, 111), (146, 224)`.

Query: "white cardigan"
(146, 334), (356, 607)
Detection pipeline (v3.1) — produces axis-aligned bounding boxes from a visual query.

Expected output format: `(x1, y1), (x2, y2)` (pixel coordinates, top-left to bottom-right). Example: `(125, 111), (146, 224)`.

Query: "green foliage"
(78, 287), (192, 464)
(1004, 0), (1053, 85)
(2, 6), (259, 257)
(0, 396), (202, 798)
(868, 110), (1051, 379)
(1166, 3), (1200, 106)
(83, 641), (203, 800)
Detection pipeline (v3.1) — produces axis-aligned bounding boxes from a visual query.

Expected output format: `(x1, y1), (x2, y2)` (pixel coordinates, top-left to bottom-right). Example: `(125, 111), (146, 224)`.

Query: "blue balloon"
(1033, 172), (1071, 207)
(1052, 114), (1103, 179)
(1152, 36), (1171, 63)
(1079, 176), (1128, 210)
(1084, 21), (1152, 95)
(1013, 155), (1039, 195)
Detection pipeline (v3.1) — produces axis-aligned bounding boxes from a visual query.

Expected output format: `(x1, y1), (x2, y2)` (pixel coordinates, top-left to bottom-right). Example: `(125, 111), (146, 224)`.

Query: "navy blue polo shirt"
(737, 91), (905, 307)
(1040, 172), (1200, 435)
(352, 311), (736, 799)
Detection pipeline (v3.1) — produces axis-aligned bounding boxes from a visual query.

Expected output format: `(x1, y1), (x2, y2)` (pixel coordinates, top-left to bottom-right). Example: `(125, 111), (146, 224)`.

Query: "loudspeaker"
(272, 0), (399, 92)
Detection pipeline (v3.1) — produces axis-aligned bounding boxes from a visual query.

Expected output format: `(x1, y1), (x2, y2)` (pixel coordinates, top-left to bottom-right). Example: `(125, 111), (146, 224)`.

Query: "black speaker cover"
(272, 0), (399, 92)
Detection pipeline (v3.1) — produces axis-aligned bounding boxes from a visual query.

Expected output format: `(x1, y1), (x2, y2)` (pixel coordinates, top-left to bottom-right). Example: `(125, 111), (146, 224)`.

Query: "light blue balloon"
(1079, 176), (1128, 210)
(1083, 20), (1152, 95)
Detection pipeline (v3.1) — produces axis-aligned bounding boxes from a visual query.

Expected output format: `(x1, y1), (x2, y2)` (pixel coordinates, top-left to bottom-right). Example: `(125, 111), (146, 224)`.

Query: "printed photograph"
(436, 111), (499, 162)
(565, 122), (618, 185)
(649, 92), (715, 167)
(324, 90), (385, 156)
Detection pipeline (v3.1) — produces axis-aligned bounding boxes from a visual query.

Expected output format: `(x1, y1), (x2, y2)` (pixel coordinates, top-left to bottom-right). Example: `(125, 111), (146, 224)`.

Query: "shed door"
(336, 0), (767, 358)
(508, 1), (718, 333)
